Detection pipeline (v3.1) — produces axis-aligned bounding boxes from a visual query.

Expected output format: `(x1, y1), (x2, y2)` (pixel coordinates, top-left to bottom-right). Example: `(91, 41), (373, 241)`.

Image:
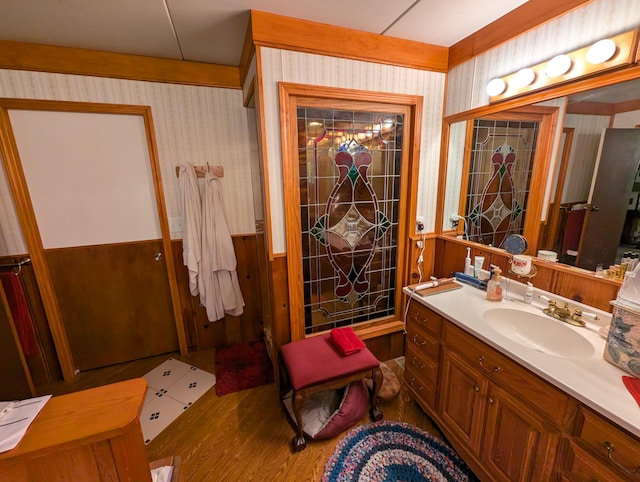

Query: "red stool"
(280, 334), (383, 452)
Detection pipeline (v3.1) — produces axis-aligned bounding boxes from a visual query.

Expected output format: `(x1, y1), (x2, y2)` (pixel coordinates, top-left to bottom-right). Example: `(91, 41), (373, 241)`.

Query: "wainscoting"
(433, 235), (619, 312)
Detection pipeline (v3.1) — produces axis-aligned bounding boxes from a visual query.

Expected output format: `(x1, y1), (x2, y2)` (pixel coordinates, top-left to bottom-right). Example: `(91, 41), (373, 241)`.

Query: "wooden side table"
(0, 378), (153, 481)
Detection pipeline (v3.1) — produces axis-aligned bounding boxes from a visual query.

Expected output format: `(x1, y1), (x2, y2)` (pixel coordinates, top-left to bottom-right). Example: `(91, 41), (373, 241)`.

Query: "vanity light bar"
(487, 29), (639, 103)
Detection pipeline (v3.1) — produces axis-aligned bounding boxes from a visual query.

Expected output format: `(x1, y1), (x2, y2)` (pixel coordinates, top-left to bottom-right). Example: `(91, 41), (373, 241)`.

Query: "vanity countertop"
(404, 282), (640, 438)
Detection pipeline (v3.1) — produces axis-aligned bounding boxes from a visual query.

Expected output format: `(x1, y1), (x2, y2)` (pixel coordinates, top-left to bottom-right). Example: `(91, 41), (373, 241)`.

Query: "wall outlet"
(416, 215), (426, 232)
(169, 217), (183, 232)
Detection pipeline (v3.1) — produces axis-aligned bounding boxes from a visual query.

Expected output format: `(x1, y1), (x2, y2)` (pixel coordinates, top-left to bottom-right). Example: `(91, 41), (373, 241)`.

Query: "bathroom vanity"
(403, 283), (640, 481)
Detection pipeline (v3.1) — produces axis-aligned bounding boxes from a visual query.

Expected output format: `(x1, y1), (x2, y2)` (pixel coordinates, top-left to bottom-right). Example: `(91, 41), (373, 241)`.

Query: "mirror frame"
(436, 64), (640, 272)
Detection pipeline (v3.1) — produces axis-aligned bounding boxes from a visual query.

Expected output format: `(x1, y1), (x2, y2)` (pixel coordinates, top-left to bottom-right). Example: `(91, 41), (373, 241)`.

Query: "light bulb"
(545, 55), (572, 77)
(586, 39), (616, 64)
(513, 68), (536, 88)
(486, 78), (507, 97)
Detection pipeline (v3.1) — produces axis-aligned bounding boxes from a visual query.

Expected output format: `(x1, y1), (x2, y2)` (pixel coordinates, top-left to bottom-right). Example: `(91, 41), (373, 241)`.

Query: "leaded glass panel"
(298, 107), (402, 335)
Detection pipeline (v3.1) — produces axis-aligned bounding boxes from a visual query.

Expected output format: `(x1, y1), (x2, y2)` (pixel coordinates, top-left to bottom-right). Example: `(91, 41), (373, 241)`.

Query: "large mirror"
(443, 73), (640, 273)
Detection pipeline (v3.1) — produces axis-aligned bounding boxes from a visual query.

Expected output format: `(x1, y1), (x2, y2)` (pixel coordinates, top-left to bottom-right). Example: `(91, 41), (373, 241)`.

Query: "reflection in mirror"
(443, 107), (557, 253)
(444, 75), (640, 273)
(544, 78), (640, 271)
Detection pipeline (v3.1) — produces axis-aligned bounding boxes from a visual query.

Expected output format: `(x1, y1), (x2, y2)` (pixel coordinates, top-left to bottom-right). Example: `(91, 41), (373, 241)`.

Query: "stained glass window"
(465, 119), (539, 248)
(297, 107), (402, 335)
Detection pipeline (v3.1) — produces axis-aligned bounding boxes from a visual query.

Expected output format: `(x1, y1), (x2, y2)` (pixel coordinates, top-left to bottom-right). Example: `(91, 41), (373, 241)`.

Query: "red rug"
(214, 339), (274, 396)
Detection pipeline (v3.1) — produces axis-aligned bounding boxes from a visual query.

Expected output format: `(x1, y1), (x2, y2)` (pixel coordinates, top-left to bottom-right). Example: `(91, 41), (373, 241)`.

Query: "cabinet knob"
(412, 334), (427, 346)
(478, 356), (501, 374)
(411, 356), (425, 369)
(487, 397), (495, 404)
(473, 385), (479, 392)
(409, 377), (424, 391)
(603, 441), (640, 475)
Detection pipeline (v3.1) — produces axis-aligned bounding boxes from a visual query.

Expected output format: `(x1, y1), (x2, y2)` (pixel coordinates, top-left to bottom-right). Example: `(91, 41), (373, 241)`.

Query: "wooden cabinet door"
(482, 384), (559, 482)
(439, 348), (487, 453)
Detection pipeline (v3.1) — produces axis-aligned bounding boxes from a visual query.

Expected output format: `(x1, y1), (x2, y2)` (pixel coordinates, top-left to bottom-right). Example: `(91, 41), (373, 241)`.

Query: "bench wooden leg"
(291, 391), (307, 452)
(370, 366), (383, 421)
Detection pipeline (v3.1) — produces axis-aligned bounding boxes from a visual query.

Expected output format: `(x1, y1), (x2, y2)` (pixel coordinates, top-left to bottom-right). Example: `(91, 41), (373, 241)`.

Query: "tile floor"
(140, 358), (216, 444)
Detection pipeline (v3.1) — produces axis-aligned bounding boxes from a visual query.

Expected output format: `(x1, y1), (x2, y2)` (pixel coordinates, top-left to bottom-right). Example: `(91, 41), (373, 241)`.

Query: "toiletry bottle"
(464, 247), (473, 276)
(524, 282), (533, 304)
(486, 267), (503, 301)
(473, 256), (485, 279)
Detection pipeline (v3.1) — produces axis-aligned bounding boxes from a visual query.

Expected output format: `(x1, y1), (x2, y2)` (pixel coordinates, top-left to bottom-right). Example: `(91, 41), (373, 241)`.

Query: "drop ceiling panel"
(385, 0), (528, 46)
(0, 0), (182, 59)
(166, 0), (417, 65)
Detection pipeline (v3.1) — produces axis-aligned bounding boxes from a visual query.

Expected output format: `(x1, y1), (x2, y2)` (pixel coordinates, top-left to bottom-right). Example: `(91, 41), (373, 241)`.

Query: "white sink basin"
(483, 308), (595, 360)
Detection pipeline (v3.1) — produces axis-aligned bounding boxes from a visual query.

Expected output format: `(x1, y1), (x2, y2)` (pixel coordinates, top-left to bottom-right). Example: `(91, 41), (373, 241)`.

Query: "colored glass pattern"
(298, 107), (402, 335)
(466, 119), (539, 248)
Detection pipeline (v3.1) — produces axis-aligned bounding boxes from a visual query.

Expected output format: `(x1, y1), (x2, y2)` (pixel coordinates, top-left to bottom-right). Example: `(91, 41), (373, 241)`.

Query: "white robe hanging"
(199, 171), (245, 322)
(179, 163), (201, 296)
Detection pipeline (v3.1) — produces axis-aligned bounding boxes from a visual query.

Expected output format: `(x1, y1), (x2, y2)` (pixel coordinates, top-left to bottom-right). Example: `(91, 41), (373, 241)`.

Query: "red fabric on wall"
(561, 208), (586, 254)
(1, 272), (39, 357)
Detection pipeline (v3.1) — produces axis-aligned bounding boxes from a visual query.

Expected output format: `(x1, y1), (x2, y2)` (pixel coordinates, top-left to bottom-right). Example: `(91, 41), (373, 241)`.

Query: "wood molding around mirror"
(439, 62), (640, 280)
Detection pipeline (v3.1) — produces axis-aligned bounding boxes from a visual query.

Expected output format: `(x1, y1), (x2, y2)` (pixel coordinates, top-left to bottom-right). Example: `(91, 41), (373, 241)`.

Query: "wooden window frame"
(278, 82), (423, 341)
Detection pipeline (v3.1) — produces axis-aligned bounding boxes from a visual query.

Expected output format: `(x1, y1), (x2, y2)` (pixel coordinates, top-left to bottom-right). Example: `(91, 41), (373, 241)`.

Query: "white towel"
(179, 164), (201, 296)
(199, 171), (244, 322)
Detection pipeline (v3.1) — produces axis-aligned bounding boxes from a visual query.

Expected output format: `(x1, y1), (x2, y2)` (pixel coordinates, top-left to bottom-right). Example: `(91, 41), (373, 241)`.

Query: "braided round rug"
(322, 420), (479, 482)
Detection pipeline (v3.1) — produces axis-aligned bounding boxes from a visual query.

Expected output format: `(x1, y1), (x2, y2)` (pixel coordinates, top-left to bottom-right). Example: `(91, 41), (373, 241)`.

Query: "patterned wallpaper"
(446, 0), (640, 116)
(260, 47), (446, 254)
(0, 69), (258, 256)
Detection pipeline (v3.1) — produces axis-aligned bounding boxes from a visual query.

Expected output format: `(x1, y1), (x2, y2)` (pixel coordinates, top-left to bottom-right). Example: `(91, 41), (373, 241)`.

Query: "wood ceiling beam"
(0, 39), (241, 89)
(449, 0), (594, 69)
(249, 10), (448, 73)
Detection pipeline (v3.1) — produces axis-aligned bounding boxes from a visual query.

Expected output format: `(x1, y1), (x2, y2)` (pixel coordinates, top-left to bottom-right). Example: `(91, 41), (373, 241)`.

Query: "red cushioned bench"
(280, 333), (383, 452)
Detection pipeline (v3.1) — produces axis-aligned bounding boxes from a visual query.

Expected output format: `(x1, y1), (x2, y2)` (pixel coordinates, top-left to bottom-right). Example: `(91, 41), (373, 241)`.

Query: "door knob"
(154, 252), (163, 261)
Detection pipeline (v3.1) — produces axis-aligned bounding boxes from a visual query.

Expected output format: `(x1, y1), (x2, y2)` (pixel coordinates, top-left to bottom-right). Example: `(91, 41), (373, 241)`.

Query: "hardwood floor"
(37, 351), (445, 481)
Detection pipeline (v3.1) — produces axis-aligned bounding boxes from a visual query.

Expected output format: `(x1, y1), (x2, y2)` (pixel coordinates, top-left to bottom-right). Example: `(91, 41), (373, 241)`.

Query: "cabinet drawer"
(406, 323), (440, 361)
(405, 344), (438, 387)
(404, 359), (438, 409)
(574, 406), (640, 480)
(564, 440), (628, 482)
(406, 302), (443, 338)
(444, 322), (570, 427)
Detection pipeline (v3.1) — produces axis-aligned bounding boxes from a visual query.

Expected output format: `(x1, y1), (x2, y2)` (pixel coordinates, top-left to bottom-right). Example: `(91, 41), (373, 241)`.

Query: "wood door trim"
(279, 82), (422, 341)
(546, 128), (575, 251)
(0, 99), (187, 379)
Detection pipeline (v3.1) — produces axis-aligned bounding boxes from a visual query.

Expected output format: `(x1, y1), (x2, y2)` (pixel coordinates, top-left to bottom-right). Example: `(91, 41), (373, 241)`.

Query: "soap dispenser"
(486, 267), (503, 302)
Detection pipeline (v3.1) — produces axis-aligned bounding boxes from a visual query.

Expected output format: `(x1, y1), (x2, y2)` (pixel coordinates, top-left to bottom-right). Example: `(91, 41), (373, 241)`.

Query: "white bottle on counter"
(524, 282), (534, 304)
(464, 247), (473, 276)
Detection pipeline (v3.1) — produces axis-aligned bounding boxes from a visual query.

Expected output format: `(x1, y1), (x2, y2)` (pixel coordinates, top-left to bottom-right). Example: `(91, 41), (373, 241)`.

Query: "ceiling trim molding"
(448, 0), (594, 69)
(249, 10), (448, 73)
(0, 40), (241, 89)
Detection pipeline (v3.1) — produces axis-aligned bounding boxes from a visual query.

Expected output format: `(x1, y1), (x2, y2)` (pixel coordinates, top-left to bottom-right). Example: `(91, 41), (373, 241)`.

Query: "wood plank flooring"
(38, 350), (446, 481)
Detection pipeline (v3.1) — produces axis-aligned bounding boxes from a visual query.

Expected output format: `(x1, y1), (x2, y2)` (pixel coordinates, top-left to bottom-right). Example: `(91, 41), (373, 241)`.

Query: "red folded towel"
(623, 376), (640, 407)
(330, 327), (365, 356)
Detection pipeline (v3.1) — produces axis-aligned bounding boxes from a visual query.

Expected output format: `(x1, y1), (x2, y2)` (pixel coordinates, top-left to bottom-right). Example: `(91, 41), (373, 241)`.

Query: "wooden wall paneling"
(434, 235), (618, 313)
(365, 332), (405, 363)
(0, 279), (35, 399)
(0, 39), (241, 89)
(223, 235), (263, 346)
(250, 11), (448, 73)
(0, 258), (62, 387)
(173, 236), (264, 351)
(553, 271), (619, 312)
